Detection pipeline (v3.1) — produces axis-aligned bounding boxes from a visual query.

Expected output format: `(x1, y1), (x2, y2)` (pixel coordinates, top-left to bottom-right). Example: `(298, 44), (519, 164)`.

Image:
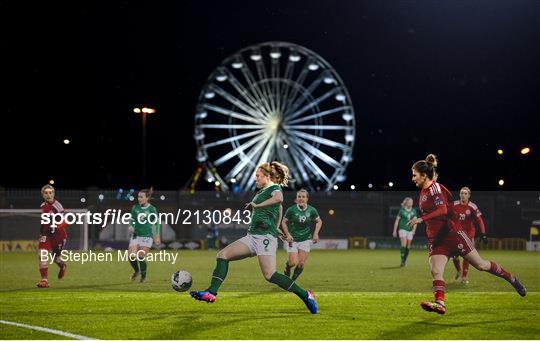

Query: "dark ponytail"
(412, 154), (438, 180)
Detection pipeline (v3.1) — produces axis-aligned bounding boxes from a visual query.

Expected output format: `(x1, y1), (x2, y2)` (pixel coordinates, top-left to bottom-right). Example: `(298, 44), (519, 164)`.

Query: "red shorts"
(428, 229), (475, 258)
(465, 228), (475, 241)
(38, 230), (67, 254)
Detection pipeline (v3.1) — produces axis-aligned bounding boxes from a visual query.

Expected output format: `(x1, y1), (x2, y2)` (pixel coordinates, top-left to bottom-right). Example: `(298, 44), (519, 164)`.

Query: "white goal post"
(0, 209), (90, 251)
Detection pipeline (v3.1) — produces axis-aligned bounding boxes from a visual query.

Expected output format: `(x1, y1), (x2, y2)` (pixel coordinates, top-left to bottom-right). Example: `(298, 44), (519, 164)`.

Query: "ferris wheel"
(193, 42), (356, 192)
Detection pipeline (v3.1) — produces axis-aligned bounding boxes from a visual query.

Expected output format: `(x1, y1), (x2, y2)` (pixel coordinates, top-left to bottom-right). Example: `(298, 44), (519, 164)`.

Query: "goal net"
(0, 209), (89, 252)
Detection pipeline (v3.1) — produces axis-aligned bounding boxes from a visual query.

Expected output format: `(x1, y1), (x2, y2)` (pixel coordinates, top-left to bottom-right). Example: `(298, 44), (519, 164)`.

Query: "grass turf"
(0, 249), (539, 339)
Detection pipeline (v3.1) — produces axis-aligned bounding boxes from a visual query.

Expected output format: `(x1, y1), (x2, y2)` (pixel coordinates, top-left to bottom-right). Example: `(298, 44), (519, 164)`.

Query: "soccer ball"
(171, 270), (192, 292)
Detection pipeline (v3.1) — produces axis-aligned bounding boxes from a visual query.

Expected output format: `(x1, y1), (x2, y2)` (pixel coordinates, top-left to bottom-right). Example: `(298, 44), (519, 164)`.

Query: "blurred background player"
(408, 154), (526, 315)
(450, 187), (488, 283)
(37, 185), (68, 288)
(128, 188), (161, 283)
(392, 197), (418, 267)
(206, 224), (219, 250)
(281, 189), (323, 280)
(190, 162), (318, 314)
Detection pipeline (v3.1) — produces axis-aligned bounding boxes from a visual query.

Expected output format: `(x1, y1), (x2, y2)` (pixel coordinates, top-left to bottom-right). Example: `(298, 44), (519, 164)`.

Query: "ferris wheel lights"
(270, 46), (281, 59)
(194, 132), (205, 140)
(342, 113), (353, 121)
(335, 94), (346, 102)
(141, 107), (156, 114)
(194, 42), (356, 192)
(250, 48), (262, 61)
(231, 62), (243, 69)
(196, 150), (208, 162)
(214, 181), (221, 186)
(196, 111), (208, 119)
(289, 54), (301, 62)
(323, 77), (335, 84)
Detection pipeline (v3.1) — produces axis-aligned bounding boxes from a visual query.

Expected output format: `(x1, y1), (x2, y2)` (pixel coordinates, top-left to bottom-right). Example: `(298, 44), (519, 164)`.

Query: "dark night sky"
(3, 1), (539, 190)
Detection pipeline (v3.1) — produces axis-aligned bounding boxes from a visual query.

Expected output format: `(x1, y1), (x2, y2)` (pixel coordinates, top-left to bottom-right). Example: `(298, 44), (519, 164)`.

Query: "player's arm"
(53, 201), (69, 230)
(392, 215), (400, 237)
(475, 212), (488, 244)
(151, 206), (161, 245)
(408, 201), (447, 227)
(280, 208), (293, 243)
(313, 217), (322, 243)
(128, 206), (136, 235)
(411, 209), (418, 235)
(252, 190), (283, 208)
(277, 204), (283, 233)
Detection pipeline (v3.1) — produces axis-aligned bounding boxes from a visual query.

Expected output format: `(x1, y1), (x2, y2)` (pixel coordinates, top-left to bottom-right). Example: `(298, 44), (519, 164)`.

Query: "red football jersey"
(450, 201), (485, 234)
(40, 199), (66, 236)
(418, 182), (454, 239)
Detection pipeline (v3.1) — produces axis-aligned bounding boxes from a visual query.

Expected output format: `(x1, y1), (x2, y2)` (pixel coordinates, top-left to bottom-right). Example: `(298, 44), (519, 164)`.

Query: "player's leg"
(452, 256), (462, 281)
(128, 239), (140, 280)
(191, 237), (253, 302)
(429, 254), (448, 303)
(137, 245), (150, 283)
(258, 254), (318, 314)
(53, 235), (67, 279)
(421, 254), (448, 314)
(404, 232), (413, 265)
(292, 245), (310, 280)
(37, 236), (50, 288)
(208, 238), (253, 292)
(285, 247), (298, 277)
(398, 230), (407, 266)
(463, 248), (526, 296)
(461, 232), (474, 283)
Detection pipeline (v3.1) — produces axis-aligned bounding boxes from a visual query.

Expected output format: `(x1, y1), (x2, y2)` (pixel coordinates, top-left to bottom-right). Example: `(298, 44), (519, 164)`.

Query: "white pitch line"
(0, 319), (98, 340)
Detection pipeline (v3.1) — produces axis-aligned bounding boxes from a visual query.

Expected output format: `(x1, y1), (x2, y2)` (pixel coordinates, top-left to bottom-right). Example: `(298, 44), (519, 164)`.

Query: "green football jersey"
(248, 184), (282, 237)
(284, 204), (320, 242)
(130, 204), (160, 237)
(397, 207), (417, 232)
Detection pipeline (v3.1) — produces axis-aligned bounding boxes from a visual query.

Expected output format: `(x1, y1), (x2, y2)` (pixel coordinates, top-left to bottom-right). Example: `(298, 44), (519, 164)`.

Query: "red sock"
(433, 280), (445, 304)
(39, 267), (48, 279)
(488, 261), (514, 283)
(462, 260), (470, 278)
(452, 257), (461, 273)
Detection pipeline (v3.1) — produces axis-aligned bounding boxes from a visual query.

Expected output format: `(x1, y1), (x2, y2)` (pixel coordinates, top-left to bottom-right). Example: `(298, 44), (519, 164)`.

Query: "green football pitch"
(1, 250), (539, 339)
